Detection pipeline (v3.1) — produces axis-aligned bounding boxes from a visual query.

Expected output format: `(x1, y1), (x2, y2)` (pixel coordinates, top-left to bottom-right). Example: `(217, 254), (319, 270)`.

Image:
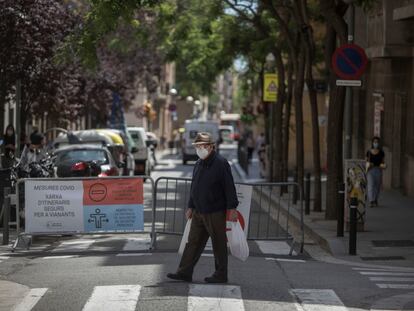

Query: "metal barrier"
(151, 177), (304, 254)
(13, 176), (155, 251)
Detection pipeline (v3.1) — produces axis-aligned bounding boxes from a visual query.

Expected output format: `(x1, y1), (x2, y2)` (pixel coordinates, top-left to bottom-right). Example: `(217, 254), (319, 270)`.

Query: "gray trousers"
(367, 166), (382, 202)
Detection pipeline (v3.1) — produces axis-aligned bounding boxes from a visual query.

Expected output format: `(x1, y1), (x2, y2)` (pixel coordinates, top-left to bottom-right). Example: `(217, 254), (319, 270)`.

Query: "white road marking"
(12, 288), (48, 311)
(370, 291), (414, 310)
(369, 277), (414, 282)
(256, 241), (297, 256)
(52, 240), (95, 252)
(116, 253), (152, 257)
(201, 254), (214, 257)
(122, 237), (151, 251)
(265, 257), (306, 263)
(0, 256), (10, 260)
(359, 272), (414, 276)
(376, 284), (414, 289)
(291, 289), (347, 311)
(352, 267), (414, 272)
(41, 255), (78, 259)
(82, 285), (141, 311)
(188, 284), (244, 311)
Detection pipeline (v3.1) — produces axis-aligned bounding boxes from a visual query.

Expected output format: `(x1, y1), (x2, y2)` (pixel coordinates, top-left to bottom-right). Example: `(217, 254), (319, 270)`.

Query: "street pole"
(338, 2), (355, 237)
(344, 3), (355, 159)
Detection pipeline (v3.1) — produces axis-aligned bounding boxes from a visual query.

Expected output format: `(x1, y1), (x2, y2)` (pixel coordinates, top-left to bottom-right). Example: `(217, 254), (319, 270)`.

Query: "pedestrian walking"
(366, 136), (386, 207)
(2, 124), (16, 168)
(167, 132), (239, 283)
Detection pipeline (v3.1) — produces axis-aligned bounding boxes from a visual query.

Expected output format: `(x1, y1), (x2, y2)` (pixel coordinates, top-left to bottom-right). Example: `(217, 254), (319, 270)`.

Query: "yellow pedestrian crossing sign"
(263, 73), (278, 102)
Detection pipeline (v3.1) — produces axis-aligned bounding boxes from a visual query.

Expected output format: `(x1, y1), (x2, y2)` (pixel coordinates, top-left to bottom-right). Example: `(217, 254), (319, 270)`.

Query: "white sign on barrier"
(226, 184), (253, 237)
(24, 178), (144, 234)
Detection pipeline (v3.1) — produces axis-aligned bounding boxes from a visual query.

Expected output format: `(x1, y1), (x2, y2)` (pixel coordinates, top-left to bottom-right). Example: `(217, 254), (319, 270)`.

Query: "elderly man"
(167, 132), (239, 283)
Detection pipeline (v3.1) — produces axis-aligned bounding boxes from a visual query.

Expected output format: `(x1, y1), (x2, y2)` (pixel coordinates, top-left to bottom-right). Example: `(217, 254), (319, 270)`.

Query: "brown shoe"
(167, 273), (192, 282)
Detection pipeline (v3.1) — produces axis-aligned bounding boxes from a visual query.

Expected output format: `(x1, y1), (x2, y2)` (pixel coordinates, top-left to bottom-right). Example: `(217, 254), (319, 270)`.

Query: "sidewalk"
(232, 157), (414, 268)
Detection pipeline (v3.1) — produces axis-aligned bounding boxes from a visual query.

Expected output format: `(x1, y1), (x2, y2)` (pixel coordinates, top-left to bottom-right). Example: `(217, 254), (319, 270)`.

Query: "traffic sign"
(336, 80), (362, 87)
(332, 44), (368, 80)
(263, 73), (277, 102)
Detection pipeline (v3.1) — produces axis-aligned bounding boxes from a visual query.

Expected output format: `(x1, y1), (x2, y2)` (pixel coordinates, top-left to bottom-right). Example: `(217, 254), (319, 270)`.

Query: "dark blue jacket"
(188, 151), (239, 213)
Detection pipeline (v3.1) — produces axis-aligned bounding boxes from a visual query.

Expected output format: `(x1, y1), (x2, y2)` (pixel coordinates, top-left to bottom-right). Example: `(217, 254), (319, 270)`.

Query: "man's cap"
(30, 131), (44, 145)
(192, 132), (215, 145)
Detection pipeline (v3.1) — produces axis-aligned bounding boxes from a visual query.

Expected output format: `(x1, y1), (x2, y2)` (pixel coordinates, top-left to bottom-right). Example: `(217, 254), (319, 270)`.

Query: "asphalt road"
(1, 146), (414, 310)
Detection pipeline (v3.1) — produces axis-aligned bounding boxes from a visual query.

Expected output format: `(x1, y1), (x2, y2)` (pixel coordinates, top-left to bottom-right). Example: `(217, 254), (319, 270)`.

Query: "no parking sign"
(332, 44), (368, 80)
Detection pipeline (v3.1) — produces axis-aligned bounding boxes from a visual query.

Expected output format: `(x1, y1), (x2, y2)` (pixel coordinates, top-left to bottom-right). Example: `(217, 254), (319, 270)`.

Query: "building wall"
(354, 0), (414, 196)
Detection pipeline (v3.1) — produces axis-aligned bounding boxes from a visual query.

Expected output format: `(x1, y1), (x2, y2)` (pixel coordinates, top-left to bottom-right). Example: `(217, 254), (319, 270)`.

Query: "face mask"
(373, 142), (379, 149)
(196, 147), (209, 160)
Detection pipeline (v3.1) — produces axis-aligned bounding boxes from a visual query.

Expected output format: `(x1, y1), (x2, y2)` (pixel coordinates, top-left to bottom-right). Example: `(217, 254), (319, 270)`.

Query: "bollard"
(337, 183), (345, 237)
(349, 196), (358, 255)
(305, 173), (311, 215)
(2, 188), (11, 245)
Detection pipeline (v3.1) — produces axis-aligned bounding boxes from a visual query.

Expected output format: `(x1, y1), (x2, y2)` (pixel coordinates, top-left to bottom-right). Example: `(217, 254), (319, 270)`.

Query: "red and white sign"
(226, 184), (252, 237)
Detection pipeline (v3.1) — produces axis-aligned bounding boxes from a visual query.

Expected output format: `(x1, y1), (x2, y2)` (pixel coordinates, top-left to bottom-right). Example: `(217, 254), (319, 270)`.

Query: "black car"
(53, 144), (120, 177)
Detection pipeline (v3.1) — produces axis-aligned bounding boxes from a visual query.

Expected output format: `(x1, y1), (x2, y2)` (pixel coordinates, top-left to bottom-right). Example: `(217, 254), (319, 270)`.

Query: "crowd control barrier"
(150, 177), (304, 254)
(12, 176), (154, 250)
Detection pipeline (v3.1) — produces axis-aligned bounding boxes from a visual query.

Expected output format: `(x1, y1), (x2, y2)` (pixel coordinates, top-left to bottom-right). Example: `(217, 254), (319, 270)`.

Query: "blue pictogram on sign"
(332, 44), (368, 80)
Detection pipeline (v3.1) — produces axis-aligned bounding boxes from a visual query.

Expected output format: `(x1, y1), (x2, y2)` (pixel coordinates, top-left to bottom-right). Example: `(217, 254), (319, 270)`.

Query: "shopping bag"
(226, 221), (249, 261)
(178, 218), (192, 255)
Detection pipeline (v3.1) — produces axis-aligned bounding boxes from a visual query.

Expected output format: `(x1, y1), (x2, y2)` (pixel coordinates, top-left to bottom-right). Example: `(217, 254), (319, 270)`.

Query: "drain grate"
(372, 240), (414, 247)
(360, 256), (405, 261)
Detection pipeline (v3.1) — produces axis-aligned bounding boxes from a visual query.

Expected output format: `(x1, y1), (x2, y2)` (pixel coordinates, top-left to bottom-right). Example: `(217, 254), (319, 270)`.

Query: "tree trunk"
(299, 0), (322, 212)
(320, 1), (348, 220)
(294, 42), (306, 194)
(272, 48), (285, 182)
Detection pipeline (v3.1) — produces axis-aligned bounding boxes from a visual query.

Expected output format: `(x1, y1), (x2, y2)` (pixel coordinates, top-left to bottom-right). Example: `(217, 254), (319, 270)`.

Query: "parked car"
(53, 129), (134, 176)
(127, 127), (151, 176)
(53, 144), (120, 177)
(96, 129), (137, 176)
(181, 120), (220, 164)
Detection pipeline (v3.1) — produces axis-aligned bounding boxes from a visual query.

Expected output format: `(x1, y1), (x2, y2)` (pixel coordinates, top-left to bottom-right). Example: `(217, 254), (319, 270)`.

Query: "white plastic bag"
(226, 221), (249, 261)
(178, 218), (192, 255)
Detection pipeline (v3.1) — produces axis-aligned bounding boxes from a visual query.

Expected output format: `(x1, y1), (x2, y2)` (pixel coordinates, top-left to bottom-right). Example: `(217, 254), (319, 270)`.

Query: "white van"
(182, 120), (220, 164)
(127, 127), (151, 176)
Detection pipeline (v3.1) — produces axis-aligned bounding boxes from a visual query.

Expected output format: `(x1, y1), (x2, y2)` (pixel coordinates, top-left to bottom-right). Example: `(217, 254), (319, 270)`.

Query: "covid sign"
(24, 178), (144, 234)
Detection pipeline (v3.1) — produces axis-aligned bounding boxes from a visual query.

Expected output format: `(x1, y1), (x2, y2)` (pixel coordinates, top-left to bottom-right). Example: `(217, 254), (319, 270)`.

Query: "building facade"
(354, 0), (414, 196)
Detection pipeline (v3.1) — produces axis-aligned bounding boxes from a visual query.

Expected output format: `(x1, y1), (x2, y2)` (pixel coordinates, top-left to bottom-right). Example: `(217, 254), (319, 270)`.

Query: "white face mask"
(196, 147), (209, 160)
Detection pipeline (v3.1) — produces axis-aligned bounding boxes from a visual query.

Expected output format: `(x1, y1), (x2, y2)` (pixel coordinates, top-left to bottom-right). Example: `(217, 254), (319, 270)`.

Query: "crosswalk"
(29, 236), (301, 258)
(12, 283), (414, 311)
(353, 266), (414, 289)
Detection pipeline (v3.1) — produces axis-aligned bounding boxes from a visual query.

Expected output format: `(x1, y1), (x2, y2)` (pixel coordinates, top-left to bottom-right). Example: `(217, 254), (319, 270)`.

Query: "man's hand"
(228, 209), (238, 222)
(185, 208), (193, 220)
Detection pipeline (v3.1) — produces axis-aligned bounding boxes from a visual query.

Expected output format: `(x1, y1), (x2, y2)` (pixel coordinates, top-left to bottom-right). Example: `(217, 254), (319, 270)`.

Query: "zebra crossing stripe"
(376, 284), (414, 289)
(82, 285), (141, 311)
(52, 240), (95, 252)
(188, 284), (244, 311)
(12, 288), (48, 311)
(122, 237), (151, 251)
(359, 272), (414, 276)
(369, 277), (414, 282)
(256, 241), (297, 256)
(291, 289), (348, 311)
